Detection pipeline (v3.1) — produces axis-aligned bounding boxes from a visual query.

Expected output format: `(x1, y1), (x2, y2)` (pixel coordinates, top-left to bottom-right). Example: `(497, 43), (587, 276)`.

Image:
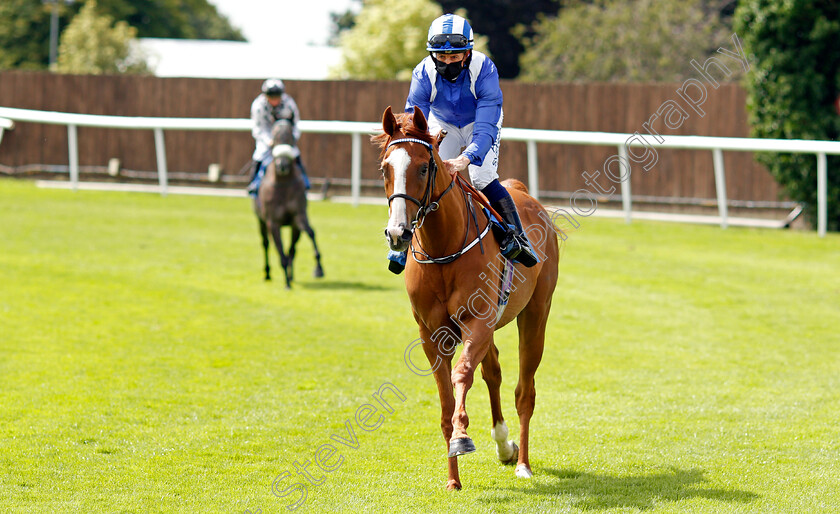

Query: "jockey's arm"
(285, 95), (303, 142)
(405, 62), (432, 119)
(462, 59), (503, 167)
(251, 101), (273, 149)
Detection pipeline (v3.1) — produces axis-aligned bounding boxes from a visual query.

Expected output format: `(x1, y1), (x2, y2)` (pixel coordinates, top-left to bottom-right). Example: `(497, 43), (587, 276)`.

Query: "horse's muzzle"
(385, 225), (412, 251)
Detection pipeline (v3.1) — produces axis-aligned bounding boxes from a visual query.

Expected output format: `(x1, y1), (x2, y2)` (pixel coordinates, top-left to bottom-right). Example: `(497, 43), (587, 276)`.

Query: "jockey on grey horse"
(247, 78), (310, 194)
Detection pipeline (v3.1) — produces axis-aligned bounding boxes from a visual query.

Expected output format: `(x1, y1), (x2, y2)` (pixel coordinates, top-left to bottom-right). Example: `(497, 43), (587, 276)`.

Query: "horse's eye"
(419, 163), (428, 176)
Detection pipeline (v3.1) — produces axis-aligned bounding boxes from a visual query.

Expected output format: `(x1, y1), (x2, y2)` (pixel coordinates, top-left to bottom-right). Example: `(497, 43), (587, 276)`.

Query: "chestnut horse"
(374, 106), (559, 489)
(253, 119), (324, 288)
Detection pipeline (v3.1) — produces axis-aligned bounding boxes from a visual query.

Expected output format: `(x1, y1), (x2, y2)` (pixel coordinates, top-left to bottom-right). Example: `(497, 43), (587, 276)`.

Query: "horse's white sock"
(491, 421), (515, 461)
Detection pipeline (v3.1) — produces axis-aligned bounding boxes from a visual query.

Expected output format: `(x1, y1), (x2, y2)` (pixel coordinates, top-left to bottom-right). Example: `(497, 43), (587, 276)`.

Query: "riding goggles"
(427, 33), (472, 50)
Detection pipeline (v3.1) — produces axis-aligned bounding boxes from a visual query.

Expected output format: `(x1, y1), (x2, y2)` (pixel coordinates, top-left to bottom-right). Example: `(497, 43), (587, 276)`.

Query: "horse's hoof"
(313, 266), (324, 278)
(445, 479), (462, 491)
(448, 437), (476, 458)
(499, 441), (519, 465)
(515, 463), (533, 479)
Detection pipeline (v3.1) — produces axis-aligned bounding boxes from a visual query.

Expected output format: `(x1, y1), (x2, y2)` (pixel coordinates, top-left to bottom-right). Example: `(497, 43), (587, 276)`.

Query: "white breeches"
(427, 111), (503, 190)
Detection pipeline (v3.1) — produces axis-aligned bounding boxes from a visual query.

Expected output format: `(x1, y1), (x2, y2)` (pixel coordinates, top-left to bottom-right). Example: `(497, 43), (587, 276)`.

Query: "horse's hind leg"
(301, 218), (324, 278)
(481, 341), (518, 464)
(268, 220), (291, 289)
(259, 218), (271, 281)
(513, 300), (550, 479)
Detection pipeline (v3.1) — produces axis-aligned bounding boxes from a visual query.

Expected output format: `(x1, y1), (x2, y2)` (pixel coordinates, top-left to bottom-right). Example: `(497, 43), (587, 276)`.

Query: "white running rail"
(0, 106), (837, 236)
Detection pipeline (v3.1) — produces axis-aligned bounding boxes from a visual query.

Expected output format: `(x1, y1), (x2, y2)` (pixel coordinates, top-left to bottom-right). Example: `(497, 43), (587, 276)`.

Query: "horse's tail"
(501, 178), (529, 194)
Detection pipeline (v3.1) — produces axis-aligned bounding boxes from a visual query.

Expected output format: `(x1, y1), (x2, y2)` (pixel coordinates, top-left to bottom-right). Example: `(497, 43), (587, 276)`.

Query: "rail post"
(712, 148), (729, 229)
(153, 128), (168, 196)
(68, 124), (79, 191)
(817, 152), (827, 237)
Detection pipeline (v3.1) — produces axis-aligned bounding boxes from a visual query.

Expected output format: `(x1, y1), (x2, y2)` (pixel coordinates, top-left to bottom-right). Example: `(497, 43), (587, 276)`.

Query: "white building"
(138, 38), (342, 80)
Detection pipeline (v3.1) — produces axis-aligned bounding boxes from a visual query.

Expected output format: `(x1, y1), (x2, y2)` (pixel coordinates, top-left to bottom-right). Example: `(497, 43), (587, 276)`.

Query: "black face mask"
(433, 56), (465, 82)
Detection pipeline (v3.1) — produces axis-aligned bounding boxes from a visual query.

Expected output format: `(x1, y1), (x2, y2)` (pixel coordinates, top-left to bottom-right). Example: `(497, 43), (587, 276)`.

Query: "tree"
(436, 0), (560, 79)
(518, 0), (734, 82)
(0, 0), (62, 70)
(702, 0), (740, 20)
(0, 0), (243, 71)
(328, 0), (362, 46)
(93, 0), (244, 40)
(331, 0), (497, 80)
(735, 0), (840, 230)
(55, 0), (150, 74)
(431, 1), (734, 79)
(331, 0), (443, 80)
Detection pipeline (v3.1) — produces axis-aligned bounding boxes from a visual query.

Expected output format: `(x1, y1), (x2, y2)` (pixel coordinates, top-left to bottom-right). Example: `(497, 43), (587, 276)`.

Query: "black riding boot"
(295, 155), (311, 190)
(492, 196), (539, 267)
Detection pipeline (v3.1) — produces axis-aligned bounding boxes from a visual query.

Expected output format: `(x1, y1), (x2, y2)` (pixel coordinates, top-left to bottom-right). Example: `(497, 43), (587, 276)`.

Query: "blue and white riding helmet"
(261, 78), (285, 97)
(426, 14), (474, 53)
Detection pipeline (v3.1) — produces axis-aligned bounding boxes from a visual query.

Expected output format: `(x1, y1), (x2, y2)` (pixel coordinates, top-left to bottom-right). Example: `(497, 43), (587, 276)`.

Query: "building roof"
(138, 38), (342, 80)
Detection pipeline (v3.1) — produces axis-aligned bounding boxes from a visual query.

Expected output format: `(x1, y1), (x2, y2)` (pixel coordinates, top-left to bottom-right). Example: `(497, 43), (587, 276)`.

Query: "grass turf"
(1, 178), (838, 513)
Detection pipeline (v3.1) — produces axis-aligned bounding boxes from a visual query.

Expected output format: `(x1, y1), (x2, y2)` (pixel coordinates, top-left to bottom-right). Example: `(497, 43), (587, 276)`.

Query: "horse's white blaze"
(272, 144), (299, 160)
(385, 148), (410, 246)
(491, 421), (516, 462)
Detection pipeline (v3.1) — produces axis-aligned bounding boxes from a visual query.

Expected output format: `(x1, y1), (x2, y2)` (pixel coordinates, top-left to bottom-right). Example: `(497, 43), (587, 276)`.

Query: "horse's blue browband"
(387, 138), (433, 151)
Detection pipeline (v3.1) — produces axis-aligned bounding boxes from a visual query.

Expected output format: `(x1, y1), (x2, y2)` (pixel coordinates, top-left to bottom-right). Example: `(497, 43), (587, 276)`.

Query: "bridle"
(271, 120), (298, 177)
(386, 138), (455, 230)
(384, 137), (490, 265)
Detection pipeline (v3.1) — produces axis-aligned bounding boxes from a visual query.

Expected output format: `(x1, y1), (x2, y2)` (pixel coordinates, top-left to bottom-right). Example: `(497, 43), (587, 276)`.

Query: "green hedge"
(735, 0), (840, 230)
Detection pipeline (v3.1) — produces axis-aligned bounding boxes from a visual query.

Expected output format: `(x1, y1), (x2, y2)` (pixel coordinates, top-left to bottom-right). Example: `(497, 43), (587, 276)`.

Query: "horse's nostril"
(400, 228), (413, 242)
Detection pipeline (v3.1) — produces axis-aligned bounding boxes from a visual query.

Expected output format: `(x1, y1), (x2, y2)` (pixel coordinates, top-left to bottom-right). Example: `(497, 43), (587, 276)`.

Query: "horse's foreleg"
(301, 218), (324, 278)
(259, 218), (271, 281)
(419, 326), (460, 490)
(481, 342), (518, 464)
(268, 220), (291, 289)
(288, 226), (301, 284)
(513, 303), (549, 479)
(449, 325), (493, 459)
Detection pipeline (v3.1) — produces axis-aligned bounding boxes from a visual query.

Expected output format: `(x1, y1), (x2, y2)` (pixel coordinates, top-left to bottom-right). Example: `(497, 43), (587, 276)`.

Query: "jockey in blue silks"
(247, 78), (310, 193)
(393, 14), (538, 271)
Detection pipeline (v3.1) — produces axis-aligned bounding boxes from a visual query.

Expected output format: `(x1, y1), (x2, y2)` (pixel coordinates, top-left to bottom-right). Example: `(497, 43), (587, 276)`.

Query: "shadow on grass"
(298, 280), (395, 291)
(487, 467), (758, 510)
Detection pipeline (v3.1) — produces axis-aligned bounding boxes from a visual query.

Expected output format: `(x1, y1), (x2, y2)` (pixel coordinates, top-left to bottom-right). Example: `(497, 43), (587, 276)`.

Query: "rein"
(385, 137), (491, 265)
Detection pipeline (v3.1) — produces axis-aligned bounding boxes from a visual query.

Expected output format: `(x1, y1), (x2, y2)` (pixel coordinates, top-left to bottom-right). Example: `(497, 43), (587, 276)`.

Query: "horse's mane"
(371, 110), (435, 160)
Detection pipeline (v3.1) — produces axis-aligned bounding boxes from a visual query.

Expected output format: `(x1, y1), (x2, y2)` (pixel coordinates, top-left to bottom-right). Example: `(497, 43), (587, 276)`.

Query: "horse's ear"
(382, 106), (397, 137)
(412, 106), (428, 134)
(435, 130), (447, 148)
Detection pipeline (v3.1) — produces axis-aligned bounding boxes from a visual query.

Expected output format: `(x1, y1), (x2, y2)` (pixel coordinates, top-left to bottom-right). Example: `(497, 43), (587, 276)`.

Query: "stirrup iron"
(493, 196), (539, 268)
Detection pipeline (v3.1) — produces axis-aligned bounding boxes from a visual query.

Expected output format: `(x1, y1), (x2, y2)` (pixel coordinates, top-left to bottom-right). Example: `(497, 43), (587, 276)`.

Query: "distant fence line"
(0, 70), (785, 206)
(1, 105), (836, 236)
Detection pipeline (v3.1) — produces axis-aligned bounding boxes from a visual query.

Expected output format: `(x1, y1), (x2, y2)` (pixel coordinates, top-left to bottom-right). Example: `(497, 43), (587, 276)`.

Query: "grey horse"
(252, 119), (324, 288)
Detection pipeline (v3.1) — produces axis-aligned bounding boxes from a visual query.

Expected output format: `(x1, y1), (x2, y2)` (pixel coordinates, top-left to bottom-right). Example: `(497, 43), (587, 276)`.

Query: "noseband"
(386, 138), (455, 229)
